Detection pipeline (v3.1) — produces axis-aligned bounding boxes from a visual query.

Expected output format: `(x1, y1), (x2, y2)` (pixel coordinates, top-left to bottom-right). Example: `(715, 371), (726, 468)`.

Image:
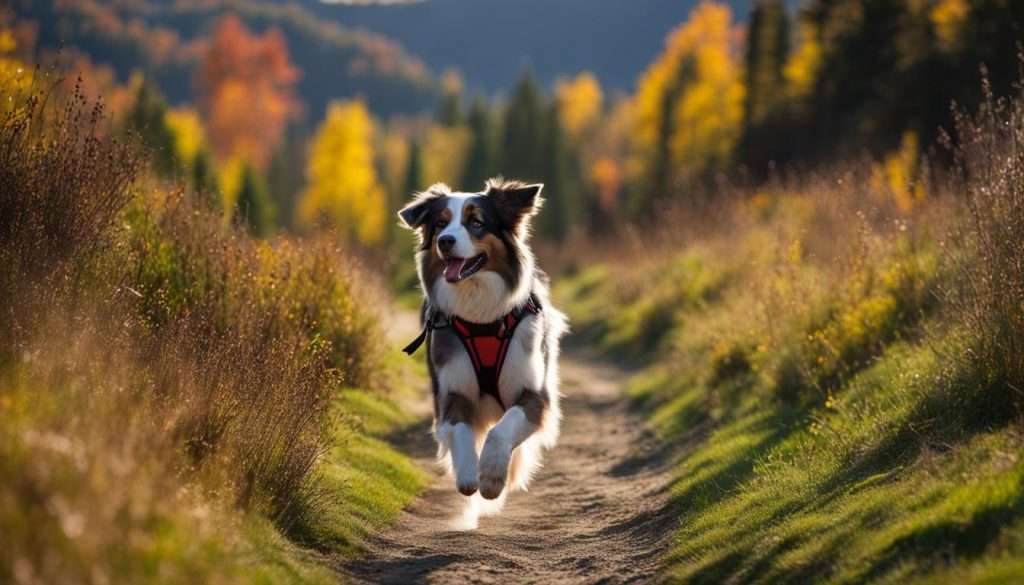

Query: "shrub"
(0, 74), (384, 580)
(944, 75), (1024, 414)
(0, 79), (143, 355)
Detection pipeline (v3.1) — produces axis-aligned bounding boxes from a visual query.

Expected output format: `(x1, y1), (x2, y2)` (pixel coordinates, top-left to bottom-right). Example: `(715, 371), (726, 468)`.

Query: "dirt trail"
(341, 355), (679, 584)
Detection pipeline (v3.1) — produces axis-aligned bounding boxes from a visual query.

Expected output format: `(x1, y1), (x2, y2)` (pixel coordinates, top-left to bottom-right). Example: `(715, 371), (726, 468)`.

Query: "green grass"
(557, 198), (1024, 583)
(288, 386), (429, 557)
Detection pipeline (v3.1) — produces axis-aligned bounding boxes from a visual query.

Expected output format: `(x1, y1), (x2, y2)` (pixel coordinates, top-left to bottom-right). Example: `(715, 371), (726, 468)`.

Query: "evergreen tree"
(743, 0), (789, 129)
(403, 138), (424, 198)
(235, 161), (275, 237)
(738, 0), (790, 173)
(126, 80), (178, 178)
(537, 101), (572, 241)
(437, 89), (464, 128)
(266, 127), (306, 231)
(501, 69), (547, 181)
(436, 70), (465, 127)
(461, 96), (497, 190)
(191, 146), (218, 206)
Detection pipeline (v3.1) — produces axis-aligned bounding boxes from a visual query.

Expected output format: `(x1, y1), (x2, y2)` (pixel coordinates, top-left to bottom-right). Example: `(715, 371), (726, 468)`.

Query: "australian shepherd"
(398, 178), (566, 517)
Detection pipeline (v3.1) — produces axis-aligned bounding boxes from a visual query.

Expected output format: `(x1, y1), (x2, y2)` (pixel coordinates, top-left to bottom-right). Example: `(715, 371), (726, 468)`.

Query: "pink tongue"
(445, 258), (467, 282)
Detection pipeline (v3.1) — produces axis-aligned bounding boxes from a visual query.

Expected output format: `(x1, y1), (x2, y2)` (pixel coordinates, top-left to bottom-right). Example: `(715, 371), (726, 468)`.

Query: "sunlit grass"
(558, 143), (1024, 582)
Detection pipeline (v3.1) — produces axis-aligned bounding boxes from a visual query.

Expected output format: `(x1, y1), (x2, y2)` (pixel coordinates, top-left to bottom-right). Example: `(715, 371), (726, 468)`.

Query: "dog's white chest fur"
(432, 309), (544, 410)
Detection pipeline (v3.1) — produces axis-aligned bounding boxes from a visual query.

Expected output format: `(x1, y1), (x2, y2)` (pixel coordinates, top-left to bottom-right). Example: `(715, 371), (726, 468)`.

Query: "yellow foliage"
(871, 131), (924, 212)
(422, 124), (471, 187)
(784, 20), (822, 100)
(218, 155), (246, 213)
(165, 108), (205, 167)
(590, 157), (622, 213)
(299, 100), (387, 245)
(0, 29), (29, 99)
(634, 2), (744, 180)
(380, 131), (410, 195)
(931, 0), (969, 51)
(556, 72), (603, 138)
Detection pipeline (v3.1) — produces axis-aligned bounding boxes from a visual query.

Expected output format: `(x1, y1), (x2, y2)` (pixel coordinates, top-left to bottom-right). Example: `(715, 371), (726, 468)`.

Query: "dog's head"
(398, 178), (543, 288)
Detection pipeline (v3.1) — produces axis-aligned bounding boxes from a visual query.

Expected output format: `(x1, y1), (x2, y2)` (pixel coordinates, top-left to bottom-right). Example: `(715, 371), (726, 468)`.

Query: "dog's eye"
(469, 219), (484, 230)
(435, 218), (449, 228)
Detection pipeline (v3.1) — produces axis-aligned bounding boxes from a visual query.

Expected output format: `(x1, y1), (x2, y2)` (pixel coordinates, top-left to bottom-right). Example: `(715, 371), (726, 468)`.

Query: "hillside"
(12, 0), (439, 118)
(306, 0), (751, 92)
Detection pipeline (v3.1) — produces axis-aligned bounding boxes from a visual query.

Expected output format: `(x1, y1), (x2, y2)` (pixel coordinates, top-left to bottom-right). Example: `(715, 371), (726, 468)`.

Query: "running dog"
(399, 178), (566, 507)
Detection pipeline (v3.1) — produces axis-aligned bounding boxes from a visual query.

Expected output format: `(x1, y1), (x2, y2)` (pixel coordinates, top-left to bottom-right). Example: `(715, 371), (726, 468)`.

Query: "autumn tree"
(195, 14), (301, 170)
(632, 1), (744, 214)
(556, 72), (603, 140)
(556, 72), (604, 231)
(0, 27), (29, 100)
(299, 100), (387, 245)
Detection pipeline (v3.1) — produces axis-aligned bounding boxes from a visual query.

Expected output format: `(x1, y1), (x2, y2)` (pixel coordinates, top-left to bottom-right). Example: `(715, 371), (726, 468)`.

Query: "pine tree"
(501, 69), (547, 181)
(537, 101), (571, 241)
(267, 128), (306, 231)
(403, 138), (424, 198)
(235, 161), (275, 237)
(436, 70), (465, 128)
(461, 96), (497, 191)
(738, 0), (791, 172)
(743, 0), (789, 129)
(126, 80), (178, 178)
(437, 89), (464, 128)
(191, 147), (218, 206)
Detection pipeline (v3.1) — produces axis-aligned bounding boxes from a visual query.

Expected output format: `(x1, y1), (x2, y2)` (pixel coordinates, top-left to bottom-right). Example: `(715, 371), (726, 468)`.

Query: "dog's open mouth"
(443, 254), (487, 283)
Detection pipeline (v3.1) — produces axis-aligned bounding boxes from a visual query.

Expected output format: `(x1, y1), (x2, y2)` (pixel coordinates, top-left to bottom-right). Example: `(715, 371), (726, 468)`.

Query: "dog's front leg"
(438, 392), (479, 496)
(478, 389), (545, 499)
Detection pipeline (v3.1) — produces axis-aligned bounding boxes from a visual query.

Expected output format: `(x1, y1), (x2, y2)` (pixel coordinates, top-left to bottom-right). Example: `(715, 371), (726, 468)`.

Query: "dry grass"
(0, 74), (398, 582)
(943, 74), (1024, 410)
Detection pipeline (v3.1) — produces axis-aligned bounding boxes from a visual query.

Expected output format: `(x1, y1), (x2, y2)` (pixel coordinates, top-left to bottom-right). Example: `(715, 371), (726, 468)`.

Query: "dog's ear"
(485, 179), (543, 236)
(397, 185), (447, 229)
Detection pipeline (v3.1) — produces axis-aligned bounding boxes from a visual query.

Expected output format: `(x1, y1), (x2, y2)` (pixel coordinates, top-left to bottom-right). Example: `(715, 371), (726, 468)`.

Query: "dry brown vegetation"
(0, 76), (392, 583)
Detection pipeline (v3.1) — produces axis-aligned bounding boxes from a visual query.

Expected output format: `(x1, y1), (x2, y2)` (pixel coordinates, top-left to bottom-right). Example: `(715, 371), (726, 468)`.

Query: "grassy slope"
(0, 81), (427, 580)
(0, 355), (427, 584)
(292, 370), (429, 560)
(557, 194), (1024, 583)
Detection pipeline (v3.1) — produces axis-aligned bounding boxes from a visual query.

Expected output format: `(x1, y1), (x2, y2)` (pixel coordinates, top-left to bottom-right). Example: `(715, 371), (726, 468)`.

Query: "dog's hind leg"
(437, 392), (480, 496)
(478, 389), (546, 500)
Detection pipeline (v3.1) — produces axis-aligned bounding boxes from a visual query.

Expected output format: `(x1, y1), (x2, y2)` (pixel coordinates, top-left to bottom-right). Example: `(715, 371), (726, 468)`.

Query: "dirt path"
(341, 354), (679, 584)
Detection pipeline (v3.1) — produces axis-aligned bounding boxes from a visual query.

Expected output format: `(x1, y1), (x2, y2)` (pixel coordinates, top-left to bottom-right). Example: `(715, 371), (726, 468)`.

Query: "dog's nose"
(438, 235), (455, 253)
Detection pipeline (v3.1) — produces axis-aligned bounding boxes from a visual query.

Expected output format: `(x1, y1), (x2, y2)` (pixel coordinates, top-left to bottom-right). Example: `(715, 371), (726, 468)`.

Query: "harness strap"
(403, 294), (542, 410)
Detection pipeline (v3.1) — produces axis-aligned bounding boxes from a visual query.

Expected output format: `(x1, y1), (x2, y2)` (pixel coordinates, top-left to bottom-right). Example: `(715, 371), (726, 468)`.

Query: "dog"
(398, 178), (566, 510)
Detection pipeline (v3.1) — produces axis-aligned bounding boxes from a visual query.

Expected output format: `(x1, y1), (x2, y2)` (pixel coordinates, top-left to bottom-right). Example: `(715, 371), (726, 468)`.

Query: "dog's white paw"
(478, 435), (511, 500)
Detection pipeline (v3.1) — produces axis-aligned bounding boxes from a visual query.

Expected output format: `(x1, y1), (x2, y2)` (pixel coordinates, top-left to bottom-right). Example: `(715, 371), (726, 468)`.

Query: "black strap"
(403, 306), (445, 355)
(402, 326), (429, 355)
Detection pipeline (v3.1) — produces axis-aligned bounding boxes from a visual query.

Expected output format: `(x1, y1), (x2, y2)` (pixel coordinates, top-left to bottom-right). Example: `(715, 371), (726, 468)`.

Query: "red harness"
(403, 294), (541, 409)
